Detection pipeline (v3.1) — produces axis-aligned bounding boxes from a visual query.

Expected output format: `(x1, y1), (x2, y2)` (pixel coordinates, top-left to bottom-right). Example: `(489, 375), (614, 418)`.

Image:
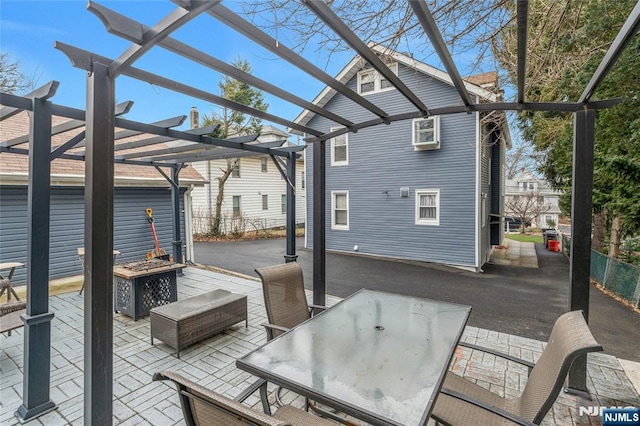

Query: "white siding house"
(190, 125), (305, 235)
(504, 169), (562, 230)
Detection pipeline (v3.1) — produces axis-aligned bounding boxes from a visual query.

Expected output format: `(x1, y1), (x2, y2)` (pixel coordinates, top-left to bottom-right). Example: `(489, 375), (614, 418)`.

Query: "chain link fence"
(563, 235), (640, 308)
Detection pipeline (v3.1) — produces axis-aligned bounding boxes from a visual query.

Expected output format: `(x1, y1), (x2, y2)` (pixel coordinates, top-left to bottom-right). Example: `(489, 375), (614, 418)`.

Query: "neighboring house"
(190, 124), (305, 235)
(504, 169), (562, 231)
(0, 111), (206, 284)
(292, 45), (511, 272)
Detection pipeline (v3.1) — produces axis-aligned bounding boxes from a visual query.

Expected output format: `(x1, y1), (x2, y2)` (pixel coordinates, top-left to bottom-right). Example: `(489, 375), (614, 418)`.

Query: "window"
(521, 181), (536, 191)
(330, 128), (348, 166)
(231, 159), (240, 178)
(356, 62), (398, 94)
(412, 116), (440, 150)
(415, 189), (439, 226)
(331, 191), (349, 230)
(232, 196), (241, 217)
(281, 195), (287, 214)
(379, 63), (398, 89)
(538, 196), (544, 205)
(262, 194), (268, 210)
(301, 171), (305, 189)
(358, 70), (375, 94)
(261, 157), (268, 172)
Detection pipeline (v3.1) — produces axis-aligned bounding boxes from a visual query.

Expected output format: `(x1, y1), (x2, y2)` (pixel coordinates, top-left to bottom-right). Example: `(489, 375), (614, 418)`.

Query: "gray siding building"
(293, 46), (510, 272)
(0, 111), (206, 285)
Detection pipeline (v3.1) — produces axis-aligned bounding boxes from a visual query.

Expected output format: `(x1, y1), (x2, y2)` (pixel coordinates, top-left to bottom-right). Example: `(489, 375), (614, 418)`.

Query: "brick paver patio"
(1, 267), (638, 425)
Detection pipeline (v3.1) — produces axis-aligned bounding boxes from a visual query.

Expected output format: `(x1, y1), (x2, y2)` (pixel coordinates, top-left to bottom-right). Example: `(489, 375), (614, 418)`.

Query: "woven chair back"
(256, 263), (310, 339)
(517, 310), (603, 423)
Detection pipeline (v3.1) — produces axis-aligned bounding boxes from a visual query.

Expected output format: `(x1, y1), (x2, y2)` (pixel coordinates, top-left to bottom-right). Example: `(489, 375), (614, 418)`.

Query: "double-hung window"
(415, 189), (439, 226)
(231, 159), (240, 178)
(232, 196), (241, 217)
(379, 63), (398, 90)
(358, 70), (376, 94)
(412, 116), (440, 150)
(281, 195), (287, 214)
(357, 62), (398, 94)
(332, 191), (349, 230)
(330, 127), (348, 166)
(261, 157), (268, 172)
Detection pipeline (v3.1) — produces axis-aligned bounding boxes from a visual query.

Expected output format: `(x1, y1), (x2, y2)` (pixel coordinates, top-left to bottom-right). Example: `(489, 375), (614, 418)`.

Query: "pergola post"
(312, 141), (326, 306)
(16, 96), (57, 423)
(567, 108), (595, 396)
(284, 151), (297, 263)
(171, 165), (184, 268)
(84, 60), (115, 425)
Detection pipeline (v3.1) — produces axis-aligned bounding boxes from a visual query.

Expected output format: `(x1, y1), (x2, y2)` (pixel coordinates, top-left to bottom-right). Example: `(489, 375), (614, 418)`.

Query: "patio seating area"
(1, 266), (639, 425)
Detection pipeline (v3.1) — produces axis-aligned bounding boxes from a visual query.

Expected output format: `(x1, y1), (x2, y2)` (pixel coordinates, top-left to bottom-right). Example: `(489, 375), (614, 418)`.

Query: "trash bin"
(543, 230), (558, 248)
(548, 240), (560, 252)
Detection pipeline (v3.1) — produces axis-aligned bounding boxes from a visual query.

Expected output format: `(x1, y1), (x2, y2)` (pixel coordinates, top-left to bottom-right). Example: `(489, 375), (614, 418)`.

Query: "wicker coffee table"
(150, 289), (247, 358)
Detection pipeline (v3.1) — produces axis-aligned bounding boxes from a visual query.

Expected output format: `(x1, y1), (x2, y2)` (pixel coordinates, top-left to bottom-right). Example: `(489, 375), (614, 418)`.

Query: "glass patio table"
(236, 289), (471, 426)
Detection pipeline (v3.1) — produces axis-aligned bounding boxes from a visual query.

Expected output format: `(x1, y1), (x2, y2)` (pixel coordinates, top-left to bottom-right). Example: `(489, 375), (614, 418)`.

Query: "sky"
(0, 0), (506, 142)
(1, 0), (359, 138)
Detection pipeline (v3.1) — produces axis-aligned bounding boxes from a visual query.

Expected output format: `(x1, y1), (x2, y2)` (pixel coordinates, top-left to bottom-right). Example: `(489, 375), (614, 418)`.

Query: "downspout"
(475, 96), (482, 272)
(207, 161), (212, 226)
(184, 184), (195, 263)
(303, 135), (308, 249)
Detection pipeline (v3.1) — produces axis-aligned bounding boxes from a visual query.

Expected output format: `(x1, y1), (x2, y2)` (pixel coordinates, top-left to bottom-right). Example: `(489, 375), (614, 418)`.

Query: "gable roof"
(0, 111), (206, 187)
(291, 43), (500, 134)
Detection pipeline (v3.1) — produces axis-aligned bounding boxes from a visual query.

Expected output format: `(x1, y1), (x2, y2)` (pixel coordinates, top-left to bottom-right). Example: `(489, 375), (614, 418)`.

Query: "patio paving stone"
(1, 266), (638, 425)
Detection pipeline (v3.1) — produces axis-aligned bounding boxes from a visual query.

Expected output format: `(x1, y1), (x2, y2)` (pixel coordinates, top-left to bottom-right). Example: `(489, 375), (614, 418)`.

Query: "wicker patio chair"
(431, 310), (603, 426)
(255, 263), (351, 423)
(153, 371), (336, 426)
(0, 301), (26, 336)
(255, 262), (326, 341)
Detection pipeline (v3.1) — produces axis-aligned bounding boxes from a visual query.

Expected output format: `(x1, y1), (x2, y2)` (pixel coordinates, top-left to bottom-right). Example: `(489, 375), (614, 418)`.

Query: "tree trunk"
(212, 160), (233, 236)
(609, 215), (622, 259)
(592, 209), (607, 251)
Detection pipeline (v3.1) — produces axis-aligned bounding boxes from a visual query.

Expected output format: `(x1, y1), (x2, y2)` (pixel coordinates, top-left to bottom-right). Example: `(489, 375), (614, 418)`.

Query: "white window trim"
(412, 116), (440, 150)
(415, 189), (440, 226)
(356, 62), (398, 95)
(331, 191), (349, 230)
(330, 127), (348, 166)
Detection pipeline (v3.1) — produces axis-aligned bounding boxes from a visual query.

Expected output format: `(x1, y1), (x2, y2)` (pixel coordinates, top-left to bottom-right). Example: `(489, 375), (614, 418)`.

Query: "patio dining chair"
(0, 300), (26, 336)
(255, 262), (326, 341)
(255, 263), (350, 422)
(153, 371), (336, 426)
(431, 310), (603, 426)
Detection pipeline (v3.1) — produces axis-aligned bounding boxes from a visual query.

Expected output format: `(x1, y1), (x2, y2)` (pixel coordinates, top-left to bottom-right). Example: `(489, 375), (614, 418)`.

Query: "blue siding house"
(292, 45), (510, 272)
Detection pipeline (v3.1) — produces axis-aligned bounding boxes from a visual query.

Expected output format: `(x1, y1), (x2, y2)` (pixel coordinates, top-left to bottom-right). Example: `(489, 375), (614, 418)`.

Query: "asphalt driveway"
(194, 238), (640, 362)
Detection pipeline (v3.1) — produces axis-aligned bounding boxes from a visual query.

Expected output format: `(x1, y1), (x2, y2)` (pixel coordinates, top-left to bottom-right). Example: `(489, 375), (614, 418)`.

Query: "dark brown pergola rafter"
(3, 0), (639, 422)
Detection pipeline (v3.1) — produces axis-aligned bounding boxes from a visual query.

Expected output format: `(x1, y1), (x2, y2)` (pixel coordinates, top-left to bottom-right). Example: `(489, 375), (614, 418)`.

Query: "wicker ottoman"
(150, 289), (247, 358)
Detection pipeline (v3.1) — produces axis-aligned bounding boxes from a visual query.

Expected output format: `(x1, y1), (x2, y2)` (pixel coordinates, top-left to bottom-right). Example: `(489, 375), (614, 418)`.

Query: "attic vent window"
(357, 63), (398, 95)
(412, 116), (440, 151)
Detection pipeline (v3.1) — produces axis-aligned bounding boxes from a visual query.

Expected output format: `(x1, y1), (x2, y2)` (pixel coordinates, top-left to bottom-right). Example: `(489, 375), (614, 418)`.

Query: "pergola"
(1, 0), (639, 423)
